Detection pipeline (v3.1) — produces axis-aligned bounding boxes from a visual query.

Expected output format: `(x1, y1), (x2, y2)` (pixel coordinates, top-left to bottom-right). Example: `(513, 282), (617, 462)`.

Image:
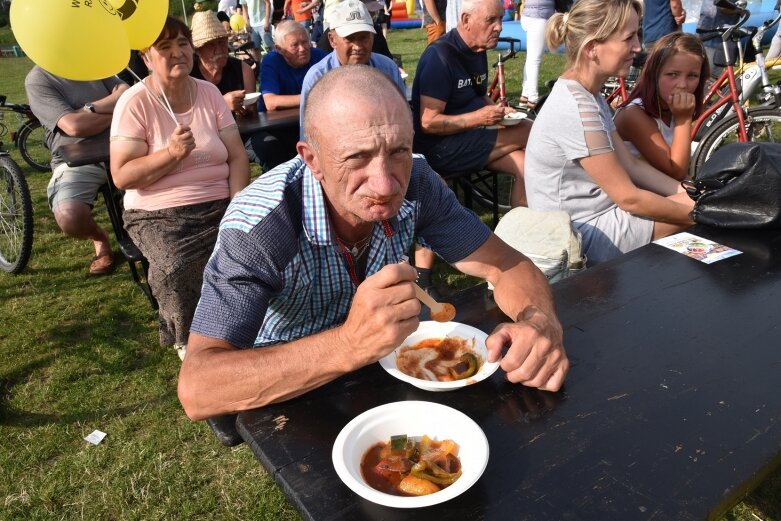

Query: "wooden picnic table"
(236, 107), (299, 137)
(235, 224), (781, 521)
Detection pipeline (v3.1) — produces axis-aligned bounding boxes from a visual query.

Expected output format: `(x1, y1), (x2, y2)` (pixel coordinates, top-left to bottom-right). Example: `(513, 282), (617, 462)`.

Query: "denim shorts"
(423, 126), (498, 173)
(47, 163), (107, 211)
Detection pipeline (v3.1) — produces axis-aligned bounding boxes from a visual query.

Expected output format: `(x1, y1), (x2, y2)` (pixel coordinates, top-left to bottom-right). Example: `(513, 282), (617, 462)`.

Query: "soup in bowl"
(332, 401), (489, 508)
(378, 321), (500, 391)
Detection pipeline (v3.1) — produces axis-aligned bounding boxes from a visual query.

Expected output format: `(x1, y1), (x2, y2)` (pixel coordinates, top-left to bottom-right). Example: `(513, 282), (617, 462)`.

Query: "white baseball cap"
(329, 0), (377, 38)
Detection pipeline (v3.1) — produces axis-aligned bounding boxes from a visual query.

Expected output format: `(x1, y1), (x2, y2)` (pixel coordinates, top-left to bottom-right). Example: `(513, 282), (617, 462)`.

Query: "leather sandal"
(89, 251), (116, 276)
(519, 96), (537, 109)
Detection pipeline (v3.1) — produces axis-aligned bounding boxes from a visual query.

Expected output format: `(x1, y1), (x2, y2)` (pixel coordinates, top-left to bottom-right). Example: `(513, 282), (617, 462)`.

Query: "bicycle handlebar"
(696, 20), (754, 43)
(492, 37), (521, 67)
(754, 7), (781, 47)
(230, 40), (254, 52)
(0, 95), (33, 115)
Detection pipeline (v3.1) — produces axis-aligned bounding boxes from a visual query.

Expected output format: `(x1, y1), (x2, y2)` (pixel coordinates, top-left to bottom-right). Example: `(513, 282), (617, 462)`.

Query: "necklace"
(334, 220), (393, 287)
(335, 233), (372, 259)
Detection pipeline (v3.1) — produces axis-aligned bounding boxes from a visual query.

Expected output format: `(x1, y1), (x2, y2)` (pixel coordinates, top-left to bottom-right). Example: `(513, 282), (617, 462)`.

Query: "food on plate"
(360, 434), (462, 496)
(504, 111), (525, 119)
(396, 337), (482, 382)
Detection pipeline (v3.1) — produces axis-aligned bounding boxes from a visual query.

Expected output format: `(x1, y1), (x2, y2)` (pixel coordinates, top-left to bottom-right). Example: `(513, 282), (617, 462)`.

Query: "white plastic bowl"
(332, 401), (489, 508)
(502, 111), (527, 126)
(242, 92), (261, 106)
(378, 321), (499, 392)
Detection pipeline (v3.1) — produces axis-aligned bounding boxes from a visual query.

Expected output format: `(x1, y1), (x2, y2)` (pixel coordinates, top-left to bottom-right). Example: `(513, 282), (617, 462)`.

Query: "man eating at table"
(177, 65), (568, 420)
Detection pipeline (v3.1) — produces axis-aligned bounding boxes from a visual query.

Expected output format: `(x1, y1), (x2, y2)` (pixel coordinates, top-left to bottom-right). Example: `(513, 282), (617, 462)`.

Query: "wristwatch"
(83, 102), (96, 113)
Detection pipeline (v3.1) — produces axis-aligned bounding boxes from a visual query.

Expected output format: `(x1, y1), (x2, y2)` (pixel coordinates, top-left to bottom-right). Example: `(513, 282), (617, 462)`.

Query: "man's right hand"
(476, 104), (507, 127)
(338, 263), (421, 366)
(167, 124), (195, 161)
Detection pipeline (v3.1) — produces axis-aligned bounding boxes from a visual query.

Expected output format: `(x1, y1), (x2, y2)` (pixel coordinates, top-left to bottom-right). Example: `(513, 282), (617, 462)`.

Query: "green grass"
(0, 29), (780, 521)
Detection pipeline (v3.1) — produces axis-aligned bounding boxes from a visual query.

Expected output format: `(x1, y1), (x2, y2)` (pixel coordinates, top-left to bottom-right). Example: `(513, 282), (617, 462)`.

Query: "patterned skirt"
(123, 198), (229, 346)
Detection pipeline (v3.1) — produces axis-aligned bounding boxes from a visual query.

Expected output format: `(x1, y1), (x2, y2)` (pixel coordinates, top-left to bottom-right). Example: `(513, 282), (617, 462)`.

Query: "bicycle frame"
(717, 4), (781, 105)
(487, 37), (520, 106)
(691, 0), (754, 142)
(691, 62), (748, 141)
(604, 77), (630, 106)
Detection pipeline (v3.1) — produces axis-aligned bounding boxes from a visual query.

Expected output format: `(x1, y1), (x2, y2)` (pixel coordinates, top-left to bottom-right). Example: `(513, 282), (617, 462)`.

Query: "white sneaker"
(174, 343), (186, 361)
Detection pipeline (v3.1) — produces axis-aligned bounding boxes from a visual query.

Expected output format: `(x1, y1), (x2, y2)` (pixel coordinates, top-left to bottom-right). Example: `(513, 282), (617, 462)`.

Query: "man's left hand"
(485, 306), (569, 392)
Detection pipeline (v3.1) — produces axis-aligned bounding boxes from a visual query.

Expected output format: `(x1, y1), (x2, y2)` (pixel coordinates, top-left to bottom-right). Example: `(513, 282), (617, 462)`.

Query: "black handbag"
(554, 0), (573, 12)
(683, 142), (781, 229)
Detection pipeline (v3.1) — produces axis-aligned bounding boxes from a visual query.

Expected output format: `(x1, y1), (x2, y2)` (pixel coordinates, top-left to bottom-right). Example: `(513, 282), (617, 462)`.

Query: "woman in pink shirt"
(110, 17), (250, 360)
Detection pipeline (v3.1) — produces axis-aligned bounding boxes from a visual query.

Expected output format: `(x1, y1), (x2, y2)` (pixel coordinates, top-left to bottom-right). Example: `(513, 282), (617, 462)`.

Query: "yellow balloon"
(11, 0), (130, 81)
(106, 0), (169, 50)
(230, 13), (245, 32)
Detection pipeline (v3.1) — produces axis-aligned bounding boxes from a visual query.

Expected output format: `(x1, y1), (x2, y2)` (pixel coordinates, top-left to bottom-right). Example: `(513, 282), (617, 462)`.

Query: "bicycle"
(0, 117), (34, 274)
(690, 1), (781, 173)
(0, 95), (50, 172)
(703, 0), (781, 110)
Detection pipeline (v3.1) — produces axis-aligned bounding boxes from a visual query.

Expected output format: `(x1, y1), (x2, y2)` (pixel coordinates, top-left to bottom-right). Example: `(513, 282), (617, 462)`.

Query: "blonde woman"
(523, 0), (694, 265)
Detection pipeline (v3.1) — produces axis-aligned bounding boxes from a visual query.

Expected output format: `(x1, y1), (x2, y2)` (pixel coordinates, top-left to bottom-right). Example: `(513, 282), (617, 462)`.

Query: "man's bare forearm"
(423, 113), (476, 135)
(179, 329), (357, 420)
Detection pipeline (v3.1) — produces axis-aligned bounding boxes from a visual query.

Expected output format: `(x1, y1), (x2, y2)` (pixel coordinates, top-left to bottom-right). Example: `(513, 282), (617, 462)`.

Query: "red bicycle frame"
(691, 63), (748, 141)
(487, 38), (520, 107)
(604, 77), (630, 106)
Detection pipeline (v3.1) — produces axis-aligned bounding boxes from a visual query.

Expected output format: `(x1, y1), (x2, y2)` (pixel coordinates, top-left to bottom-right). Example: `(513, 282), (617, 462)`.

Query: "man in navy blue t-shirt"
(411, 0), (529, 209)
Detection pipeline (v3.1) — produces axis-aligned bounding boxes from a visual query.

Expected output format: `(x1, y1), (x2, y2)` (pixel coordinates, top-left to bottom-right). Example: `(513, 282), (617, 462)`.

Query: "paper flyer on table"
(653, 232), (742, 264)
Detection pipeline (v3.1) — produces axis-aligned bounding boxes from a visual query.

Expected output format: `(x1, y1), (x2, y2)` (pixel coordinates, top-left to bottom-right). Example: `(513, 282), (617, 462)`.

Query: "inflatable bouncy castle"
(389, 0), (423, 28)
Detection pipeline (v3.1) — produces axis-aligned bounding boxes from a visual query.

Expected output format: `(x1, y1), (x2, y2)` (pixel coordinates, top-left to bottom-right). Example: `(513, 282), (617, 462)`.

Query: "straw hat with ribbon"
(190, 11), (230, 48)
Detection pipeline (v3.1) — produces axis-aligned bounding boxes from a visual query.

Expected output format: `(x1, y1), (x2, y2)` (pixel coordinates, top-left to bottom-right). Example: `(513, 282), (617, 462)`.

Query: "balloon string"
(121, 67), (179, 126)
(157, 85), (177, 121)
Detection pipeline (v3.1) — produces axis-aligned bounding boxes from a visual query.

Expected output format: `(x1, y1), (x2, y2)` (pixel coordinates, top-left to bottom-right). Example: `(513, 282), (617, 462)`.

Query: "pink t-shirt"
(111, 78), (236, 211)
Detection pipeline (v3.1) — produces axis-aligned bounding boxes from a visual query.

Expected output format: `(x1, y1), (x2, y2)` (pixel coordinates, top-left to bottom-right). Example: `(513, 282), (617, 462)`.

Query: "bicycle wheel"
(691, 107), (781, 177)
(0, 155), (33, 273)
(17, 119), (51, 172)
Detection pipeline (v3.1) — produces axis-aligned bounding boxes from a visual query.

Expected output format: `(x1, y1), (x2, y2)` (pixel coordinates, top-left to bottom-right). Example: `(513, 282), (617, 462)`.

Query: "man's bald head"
(303, 65), (410, 149)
